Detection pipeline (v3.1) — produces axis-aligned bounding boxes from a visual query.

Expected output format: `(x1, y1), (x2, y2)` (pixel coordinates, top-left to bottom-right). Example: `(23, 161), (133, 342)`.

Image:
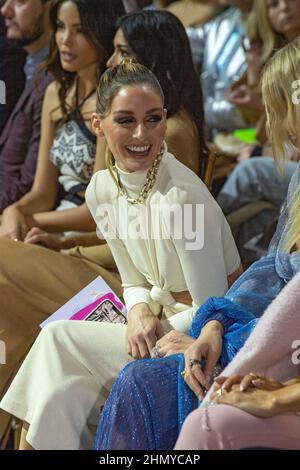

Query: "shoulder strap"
(75, 77), (96, 109)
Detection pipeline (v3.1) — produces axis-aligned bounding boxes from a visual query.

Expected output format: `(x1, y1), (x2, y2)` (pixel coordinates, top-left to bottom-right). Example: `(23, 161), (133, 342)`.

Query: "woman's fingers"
(239, 373), (279, 392)
(213, 376), (227, 389)
(203, 353), (219, 388)
(182, 352), (208, 398)
(249, 376), (284, 391)
(24, 235), (42, 244)
(220, 375), (245, 392)
(131, 332), (153, 359)
(239, 374), (255, 391)
(190, 364), (209, 391)
(130, 340), (140, 360)
(24, 227), (44, 244)
(143, 331), (158, 358)
(137, 340), (150, 359)
(183, 369), (205, 400)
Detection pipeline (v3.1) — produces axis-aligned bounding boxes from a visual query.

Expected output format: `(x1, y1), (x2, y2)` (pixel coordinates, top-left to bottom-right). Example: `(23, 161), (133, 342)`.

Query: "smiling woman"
(92, 79), (167, 174)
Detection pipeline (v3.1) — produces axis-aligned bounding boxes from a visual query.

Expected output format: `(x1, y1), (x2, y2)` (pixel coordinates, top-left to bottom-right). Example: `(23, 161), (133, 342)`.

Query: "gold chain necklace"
(116, 151), (163, 205)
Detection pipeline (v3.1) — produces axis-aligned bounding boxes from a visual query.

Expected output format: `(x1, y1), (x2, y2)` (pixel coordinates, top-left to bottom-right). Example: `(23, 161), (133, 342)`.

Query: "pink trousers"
(175, 405), (300, 450)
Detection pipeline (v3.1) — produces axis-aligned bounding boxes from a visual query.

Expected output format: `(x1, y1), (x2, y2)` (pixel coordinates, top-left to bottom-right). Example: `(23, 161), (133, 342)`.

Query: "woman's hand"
(0, 205), (30, 240)
(229, 85), (264, 112)
(182, 320), (223, 399)
(211, 384), (277, 418)
(153, 330), (195, 357)
(213, 373), (284, 394)
(126, 303), (164, 360)
(23, 227), (67, 251)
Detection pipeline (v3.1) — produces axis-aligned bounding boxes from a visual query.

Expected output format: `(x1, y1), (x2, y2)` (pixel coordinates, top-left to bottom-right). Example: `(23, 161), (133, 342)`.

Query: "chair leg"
(12, 418), (22, 450)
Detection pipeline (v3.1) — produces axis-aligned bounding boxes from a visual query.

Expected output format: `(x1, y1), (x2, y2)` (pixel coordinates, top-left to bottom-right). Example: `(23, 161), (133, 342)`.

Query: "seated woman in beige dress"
(0, 60), (242, 450)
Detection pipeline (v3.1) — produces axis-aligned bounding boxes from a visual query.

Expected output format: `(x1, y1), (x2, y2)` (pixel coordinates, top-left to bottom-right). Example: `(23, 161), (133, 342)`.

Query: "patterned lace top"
(50, 106), (96, 204)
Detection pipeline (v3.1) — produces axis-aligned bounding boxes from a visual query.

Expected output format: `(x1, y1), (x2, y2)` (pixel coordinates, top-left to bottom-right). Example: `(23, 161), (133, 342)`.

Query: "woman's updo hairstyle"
(96, 59), (164, 118)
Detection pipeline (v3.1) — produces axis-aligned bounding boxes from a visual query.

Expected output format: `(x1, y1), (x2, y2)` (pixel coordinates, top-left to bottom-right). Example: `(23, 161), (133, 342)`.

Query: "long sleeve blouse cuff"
(123, 286), (151, 313)
(201, 312), (236, 334)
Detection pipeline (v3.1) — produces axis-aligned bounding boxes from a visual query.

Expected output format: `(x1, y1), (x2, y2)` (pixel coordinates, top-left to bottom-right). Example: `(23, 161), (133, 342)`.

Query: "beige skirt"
(0, 237), (121, 442)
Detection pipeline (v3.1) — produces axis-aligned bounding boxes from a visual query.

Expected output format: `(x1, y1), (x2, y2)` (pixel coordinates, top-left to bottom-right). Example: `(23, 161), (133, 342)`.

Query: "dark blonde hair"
(247, 0), (285, 65)
(261, 39), (300, 163)
(261, 38), (300, 253)
(96, 60), (165, 186)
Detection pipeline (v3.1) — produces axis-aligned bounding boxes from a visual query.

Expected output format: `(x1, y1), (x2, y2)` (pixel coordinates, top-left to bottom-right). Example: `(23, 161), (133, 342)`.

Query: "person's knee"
(39, 320), (71, 344)
(120, 360), (145, 383)
(234, 158), (267, 184)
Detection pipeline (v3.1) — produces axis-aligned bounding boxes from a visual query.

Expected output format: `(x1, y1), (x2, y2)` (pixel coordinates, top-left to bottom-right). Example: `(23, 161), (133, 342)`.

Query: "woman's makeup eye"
(115, 118), (134, 125)
(147, 115), (162, 123)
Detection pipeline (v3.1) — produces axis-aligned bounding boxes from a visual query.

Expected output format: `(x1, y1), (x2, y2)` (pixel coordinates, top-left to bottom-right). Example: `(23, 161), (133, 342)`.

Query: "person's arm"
(272, 381), (300, 415)
(23, 226), (99, 251)
(0, 82), (59, 239)
(156, 183), (239, 395)
(31, 202), (96, 233)
(170, 184), (241, 308)
(0, 73), (52, 212)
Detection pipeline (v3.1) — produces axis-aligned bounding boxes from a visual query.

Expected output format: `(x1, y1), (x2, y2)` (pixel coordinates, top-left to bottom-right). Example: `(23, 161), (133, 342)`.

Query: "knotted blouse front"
(86, 144), (240, 318)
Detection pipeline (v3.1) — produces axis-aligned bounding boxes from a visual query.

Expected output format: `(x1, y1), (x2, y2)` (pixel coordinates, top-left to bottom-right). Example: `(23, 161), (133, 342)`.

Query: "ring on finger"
(189, 358), (202, 368)
(151, 346), (162, 358)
